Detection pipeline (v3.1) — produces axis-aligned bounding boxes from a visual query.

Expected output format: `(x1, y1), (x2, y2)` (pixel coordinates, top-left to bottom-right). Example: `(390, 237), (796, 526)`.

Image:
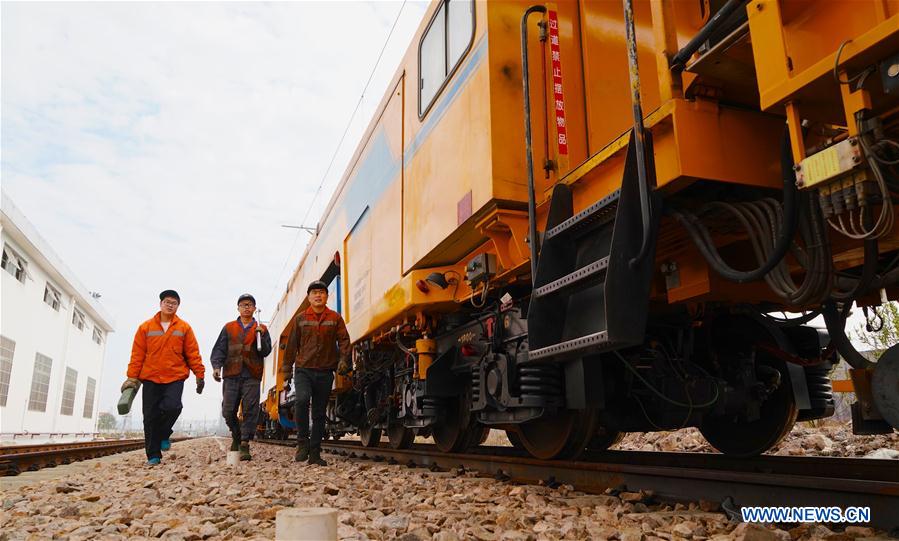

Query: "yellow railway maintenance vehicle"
(259, 0), (899, 458)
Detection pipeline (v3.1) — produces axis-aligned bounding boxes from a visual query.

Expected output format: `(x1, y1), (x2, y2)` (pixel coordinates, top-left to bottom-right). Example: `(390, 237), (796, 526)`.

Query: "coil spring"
(471, 369), (481, 402)
(418, 397), (439, 416)
(420, 397), (439, 410)
(804, 364), (835, 410)
(518, 365), (563, 399)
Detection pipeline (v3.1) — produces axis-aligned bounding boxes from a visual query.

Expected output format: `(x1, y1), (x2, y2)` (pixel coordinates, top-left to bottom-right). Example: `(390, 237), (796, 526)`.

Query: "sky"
(1, 0), (429, 424)
(2, 1), (888, 433)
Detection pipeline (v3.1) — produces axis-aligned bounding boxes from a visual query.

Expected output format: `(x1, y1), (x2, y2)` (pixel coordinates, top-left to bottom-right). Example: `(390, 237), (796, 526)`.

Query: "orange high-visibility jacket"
(128, 312), (205, 383)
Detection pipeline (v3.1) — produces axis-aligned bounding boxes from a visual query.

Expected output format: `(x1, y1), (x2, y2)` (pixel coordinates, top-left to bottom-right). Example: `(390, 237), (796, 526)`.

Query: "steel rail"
(259, 439), (899, 531)
(0, 438), (187, 476)
(0, 439), (143, 456)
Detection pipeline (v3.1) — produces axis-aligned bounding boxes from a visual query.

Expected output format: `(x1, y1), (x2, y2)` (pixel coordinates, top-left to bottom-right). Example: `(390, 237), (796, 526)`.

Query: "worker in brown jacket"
(210, 293), (272, 460)
(121, 290), (205, 465)
(281, 280), (351, 465)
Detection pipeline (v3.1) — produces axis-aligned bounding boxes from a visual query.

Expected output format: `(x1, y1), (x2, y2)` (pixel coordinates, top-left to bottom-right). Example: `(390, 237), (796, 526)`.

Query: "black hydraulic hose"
(831, 237), (878, 300)
(669, 131), (799, 283)
(622, 0), (654, 269)
(822, 301), (874, 370)
(878, 266), (899, 288)
(757, 309), (823, 327)
(395, 334), (415, 359)
(669, 0), (748, 72)
(521, 5), (547, 281)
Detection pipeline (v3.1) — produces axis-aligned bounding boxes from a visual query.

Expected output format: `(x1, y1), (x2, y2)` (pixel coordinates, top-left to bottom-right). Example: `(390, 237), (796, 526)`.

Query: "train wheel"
(387, 424), (414, 449)
(517, 408), (597, 460)
(586, 424), (623, 452)
(872, 343), (899, 431)
(360, 424), (381, 447)
(700, 359), (797, 457)
(432, 396), (480, 453)
(505, 430), (526, 451)
(477, 426), (490, 445)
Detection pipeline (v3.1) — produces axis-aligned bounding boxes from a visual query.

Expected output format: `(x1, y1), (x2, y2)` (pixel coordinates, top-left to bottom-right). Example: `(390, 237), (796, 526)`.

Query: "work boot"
(295, 440), (309, 462)
(239, 442), (251, 461)
(307, 447), (327, 466)
(230, 433), (240, 452)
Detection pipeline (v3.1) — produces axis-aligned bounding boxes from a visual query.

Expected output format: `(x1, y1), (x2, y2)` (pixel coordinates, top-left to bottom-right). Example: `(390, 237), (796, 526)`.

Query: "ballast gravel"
(0, 438), (892, 541)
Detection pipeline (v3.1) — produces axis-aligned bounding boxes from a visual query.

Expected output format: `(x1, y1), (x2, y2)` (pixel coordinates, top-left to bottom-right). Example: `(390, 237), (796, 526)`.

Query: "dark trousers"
(222, 376), (260, 442)
(141, 380), (184, 460)
(293, 368), (334, 451)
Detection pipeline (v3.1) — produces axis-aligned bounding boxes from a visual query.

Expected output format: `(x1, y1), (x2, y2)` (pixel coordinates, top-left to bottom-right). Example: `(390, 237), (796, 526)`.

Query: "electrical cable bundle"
(671, 193), (832, 306)
(828, 40), (898, 240)
(668, 132), (799, 285)
(826, 116), (896, 240)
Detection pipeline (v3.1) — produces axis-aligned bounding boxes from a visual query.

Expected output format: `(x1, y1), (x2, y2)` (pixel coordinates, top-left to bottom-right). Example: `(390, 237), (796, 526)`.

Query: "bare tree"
(853, 301), (899, 360)
(97, 412), (117, 431)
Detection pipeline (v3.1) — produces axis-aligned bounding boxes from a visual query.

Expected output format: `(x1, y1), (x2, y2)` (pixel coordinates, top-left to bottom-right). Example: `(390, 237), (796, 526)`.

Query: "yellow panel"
(403, 45), (492, 272)
(345, 209), (371, 326)
(578, 0), (666, 156)
(778, 0), (895, 77)
(672, 99), (783, 189)
(370, 80), (404, 312)
(485, 1), (538, 203)
(370, 178), (403, 302)
(748, 0), (899, 113)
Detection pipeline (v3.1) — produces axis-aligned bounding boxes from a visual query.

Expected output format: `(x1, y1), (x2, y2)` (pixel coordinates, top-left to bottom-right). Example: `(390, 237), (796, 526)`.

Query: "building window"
(83, 377), (96, 418)
(44, 283), (61, 311)
(418, 0), (475, 117)
(92, 327), (104, 345)
(0, 336), (14, 407)
(72, 308), (86, 330)
(1, 245), (27, 283)
(27, 353), (53, 412)
(60, 367), (77, 416)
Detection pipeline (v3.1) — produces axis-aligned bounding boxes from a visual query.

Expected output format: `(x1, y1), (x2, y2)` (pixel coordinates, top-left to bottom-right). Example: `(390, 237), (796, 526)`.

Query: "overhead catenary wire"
(266, 1), (409, 310)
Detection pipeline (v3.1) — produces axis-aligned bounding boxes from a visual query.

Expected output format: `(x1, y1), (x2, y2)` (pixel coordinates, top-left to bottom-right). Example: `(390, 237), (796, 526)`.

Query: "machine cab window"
(418, 0), (474, 118)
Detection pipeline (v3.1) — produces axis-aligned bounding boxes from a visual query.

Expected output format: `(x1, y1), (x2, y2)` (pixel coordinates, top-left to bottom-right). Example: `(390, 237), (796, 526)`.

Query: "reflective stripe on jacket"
(127, 312), (204, 384)
(281, 306), (351, 376)
(210, 320), (272, 380)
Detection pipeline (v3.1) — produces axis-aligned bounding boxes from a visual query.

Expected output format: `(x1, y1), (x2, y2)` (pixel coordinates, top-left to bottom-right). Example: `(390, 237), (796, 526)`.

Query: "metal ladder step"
(528, 331), (610, 362)
(533, 257), (609, 299)
(544, 189), (620, 242)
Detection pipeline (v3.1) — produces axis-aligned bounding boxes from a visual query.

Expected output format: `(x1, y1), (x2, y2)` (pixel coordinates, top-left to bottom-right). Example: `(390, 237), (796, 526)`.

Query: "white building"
(0, 193), (114, 444)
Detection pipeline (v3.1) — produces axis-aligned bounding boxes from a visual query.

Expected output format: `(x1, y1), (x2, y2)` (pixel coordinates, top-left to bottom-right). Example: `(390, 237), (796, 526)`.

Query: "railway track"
(0, 438), (158, 476)
(259, 439), (899, 531)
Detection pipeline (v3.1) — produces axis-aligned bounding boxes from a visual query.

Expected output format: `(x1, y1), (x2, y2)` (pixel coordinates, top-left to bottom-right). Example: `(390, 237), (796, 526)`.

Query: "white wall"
(0, 232), (108, 440)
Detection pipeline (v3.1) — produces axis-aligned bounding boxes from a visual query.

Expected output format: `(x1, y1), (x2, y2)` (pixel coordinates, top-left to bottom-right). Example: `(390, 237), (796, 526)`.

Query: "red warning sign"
(548, 10), (568, 156)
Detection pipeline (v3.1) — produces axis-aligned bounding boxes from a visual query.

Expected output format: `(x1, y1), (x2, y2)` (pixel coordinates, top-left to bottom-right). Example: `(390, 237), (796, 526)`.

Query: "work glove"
(196, 377), (205, 394)
(120, 378), (140, 393)
(283, 378), (292, 393)
(337, 360), (351, 376)
(213, 368), (222, 382)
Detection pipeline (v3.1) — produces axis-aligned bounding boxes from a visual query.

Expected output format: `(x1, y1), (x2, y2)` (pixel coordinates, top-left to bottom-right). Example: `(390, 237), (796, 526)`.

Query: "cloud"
(1, 1), (428, 423)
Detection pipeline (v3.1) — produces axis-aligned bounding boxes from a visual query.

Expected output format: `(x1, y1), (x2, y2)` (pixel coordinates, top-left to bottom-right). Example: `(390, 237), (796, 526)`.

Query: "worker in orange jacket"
(121, 290), (205, 465)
